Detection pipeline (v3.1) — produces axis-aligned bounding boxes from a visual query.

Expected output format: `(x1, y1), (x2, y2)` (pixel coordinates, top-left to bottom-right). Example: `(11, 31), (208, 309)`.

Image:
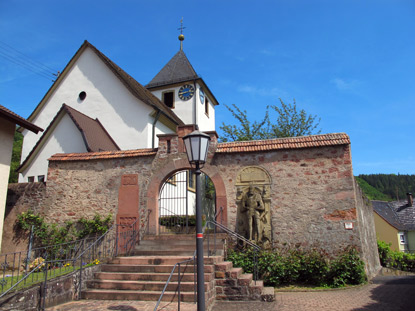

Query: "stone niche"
(236, 166), (272, 248)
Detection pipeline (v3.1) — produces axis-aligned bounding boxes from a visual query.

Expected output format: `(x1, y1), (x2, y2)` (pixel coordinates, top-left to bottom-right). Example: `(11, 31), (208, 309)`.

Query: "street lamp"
(183, 130), (211, 311)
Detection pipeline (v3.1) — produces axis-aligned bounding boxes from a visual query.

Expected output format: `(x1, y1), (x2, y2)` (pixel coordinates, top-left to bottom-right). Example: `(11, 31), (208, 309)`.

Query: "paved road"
(47, 275), (415, 311)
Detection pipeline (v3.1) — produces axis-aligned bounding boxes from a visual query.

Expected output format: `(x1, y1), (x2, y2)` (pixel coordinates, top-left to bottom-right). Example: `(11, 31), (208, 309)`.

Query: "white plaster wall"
(0, 119), (15, 251)
(195, 84), (215, 132)
(150, 83), (215, 131)
(152, 117), (175, 148)
(151, 86), (194, 125)
(21, 47), (157, 164)
(20, 114), (88, 182)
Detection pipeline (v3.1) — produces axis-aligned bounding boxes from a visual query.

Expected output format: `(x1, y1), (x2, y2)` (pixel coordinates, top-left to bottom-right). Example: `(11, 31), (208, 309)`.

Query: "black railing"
(205, 219), (260, 282)
(0, 219), (141, 310)
(153, 207), (224, 311)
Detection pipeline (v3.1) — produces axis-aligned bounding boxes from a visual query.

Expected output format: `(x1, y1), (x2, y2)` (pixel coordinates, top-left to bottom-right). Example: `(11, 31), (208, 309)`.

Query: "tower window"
(205, 97), (209, 116)
(163, 91), (174, 108)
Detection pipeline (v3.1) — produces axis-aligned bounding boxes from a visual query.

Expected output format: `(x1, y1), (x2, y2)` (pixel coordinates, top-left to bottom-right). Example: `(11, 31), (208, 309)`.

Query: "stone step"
(86, 279), (211, 292)
(109, 256), (223, 265)
(261, 287), (275, 302)
(101, 264), (214, 274)
(136, 242), (224, 251)
(133, 250), (224, 256)
(82, 289), (199, 302)
(94, 271), (214, 282)
(142, 233), (227, 241)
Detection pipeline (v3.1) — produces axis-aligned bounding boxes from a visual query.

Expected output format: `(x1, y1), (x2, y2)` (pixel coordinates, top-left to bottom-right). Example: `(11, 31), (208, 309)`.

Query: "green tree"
(219, 103), (270, 142)
(9, 130), (23, 183)
(219, 99), (321, 142)
(268, 99), (321, 138)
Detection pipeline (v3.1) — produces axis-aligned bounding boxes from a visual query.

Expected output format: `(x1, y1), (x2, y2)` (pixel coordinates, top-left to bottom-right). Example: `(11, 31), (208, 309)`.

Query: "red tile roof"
(49, 149), (157, 162)
(0, 104), (43, 133)
(48, 133), (349, 162)
(63, 104), (119, 152)
(216, 133), (350, 153)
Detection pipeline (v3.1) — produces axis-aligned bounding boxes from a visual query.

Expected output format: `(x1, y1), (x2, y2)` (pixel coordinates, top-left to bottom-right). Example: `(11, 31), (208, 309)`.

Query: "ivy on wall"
(17, 210), (113, 247)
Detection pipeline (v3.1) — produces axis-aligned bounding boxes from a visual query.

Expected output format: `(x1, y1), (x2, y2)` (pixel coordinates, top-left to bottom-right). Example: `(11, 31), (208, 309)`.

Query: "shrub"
(378, 240), (415, 272)
(227, 245), (366, 288)
(326, 247), (366, 287)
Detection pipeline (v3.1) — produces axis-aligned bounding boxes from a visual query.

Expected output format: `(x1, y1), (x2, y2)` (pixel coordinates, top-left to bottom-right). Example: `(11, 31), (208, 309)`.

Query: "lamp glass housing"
(183, 130), (211, 165)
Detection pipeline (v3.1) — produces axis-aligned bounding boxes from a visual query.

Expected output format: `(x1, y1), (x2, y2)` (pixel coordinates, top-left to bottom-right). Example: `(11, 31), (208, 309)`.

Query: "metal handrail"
(205, 219), (260, 282)
(0, 224), (116, 300)
(153, 207), (223, 311)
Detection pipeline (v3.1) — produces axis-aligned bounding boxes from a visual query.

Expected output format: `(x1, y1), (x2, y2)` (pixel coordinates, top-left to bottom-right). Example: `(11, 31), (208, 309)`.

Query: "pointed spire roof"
(146, 50), (200, 88)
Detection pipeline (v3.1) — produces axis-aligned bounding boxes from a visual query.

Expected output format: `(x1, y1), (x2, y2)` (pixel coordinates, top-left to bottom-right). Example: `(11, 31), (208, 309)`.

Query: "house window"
(163, 91), (174, 108)
(38, 175), (45, 182)
(28, 176), (34, 183)
(205, 97), (209, 116)
(399, 232), (407, 245)
(187, 170), (196, 192)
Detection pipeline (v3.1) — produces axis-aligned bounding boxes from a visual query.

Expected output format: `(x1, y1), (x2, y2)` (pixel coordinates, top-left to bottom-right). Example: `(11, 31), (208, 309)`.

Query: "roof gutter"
(152, 109), (161, 149)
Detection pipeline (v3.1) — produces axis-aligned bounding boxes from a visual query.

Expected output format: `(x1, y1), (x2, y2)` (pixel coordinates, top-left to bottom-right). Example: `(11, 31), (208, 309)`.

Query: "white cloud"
(331, 78), (360, 92)
(237, 84), (284, 97)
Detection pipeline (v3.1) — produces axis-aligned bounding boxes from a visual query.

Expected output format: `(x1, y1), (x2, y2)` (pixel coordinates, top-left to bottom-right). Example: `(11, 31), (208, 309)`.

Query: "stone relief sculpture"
(236, 167), (272, 248)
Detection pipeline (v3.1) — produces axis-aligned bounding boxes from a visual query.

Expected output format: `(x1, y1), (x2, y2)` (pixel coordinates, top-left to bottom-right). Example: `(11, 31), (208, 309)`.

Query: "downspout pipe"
(152, 109), (161, 149)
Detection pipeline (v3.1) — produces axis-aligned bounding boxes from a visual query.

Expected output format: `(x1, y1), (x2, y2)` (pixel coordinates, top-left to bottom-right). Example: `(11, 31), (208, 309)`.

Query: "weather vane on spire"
(178, 17), (186, 50)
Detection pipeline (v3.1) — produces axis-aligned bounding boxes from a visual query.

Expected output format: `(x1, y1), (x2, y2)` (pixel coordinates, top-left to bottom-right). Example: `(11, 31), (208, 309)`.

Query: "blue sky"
(1, 0), (414, 175)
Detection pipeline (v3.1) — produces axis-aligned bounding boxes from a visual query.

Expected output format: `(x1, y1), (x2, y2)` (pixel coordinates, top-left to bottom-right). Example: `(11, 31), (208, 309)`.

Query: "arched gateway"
(158, 169), (216, 234)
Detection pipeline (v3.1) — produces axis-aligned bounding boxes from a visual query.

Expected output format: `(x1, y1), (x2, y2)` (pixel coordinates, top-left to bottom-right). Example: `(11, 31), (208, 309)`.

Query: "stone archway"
(146, 160), (227, 235)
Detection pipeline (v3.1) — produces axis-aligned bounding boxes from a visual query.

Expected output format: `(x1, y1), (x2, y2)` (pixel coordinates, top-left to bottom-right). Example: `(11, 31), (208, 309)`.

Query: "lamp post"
(183, 130), (211, 311)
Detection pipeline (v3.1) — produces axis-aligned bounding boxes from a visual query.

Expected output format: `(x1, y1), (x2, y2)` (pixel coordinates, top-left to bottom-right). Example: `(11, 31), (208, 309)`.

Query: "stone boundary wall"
(353, 179), (381, 278)
(2, 182), (46, 255)
(0, 265), (99, 311)
(3, 131), (381, 276)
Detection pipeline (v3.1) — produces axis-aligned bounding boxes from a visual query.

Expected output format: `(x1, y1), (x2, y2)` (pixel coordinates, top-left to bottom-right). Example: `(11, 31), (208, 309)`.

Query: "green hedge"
(226, 246), (366, 288)
(378, 240), (415, 272)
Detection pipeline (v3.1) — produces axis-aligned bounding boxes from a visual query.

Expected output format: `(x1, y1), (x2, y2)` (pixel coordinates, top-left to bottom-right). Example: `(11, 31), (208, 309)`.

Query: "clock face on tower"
(178, 84), (195, 101)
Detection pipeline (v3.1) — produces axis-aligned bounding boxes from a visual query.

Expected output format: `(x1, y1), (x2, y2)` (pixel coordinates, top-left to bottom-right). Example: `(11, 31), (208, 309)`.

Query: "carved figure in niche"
(241, 185), (265, 242)
(236, 166), (272, 248)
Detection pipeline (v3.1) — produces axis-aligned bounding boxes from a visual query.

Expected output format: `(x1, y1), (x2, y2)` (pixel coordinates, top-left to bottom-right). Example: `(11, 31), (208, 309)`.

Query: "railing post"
(115, 225), (119, 257)
(25, 225), (34, 274)
(178, 263), (181, 311)
(78, 254), (83, 300)
(41, 264), (48, 310)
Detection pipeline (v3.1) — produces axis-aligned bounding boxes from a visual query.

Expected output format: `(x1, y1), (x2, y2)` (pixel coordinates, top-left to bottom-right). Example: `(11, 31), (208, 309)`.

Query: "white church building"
(18, 38), (218, 183)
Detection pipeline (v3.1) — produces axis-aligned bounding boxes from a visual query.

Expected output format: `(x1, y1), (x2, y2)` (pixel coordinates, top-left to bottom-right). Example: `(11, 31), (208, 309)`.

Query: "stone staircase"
(81, 234), (275, 308)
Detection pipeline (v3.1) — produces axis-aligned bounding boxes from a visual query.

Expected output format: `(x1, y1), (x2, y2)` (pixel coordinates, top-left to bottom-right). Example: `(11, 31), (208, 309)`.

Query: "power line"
(0, 41), (59, 81)
(0, 50), (54, 81)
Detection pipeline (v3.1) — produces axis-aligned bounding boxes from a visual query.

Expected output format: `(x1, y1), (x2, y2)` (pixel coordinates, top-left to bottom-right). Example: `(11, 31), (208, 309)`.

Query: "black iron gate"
(158, 170), (215, 234)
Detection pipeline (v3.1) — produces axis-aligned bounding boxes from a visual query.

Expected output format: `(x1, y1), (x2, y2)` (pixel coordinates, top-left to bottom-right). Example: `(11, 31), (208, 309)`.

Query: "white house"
(18, 39), (218, 182)
(0, 105), (42, 251)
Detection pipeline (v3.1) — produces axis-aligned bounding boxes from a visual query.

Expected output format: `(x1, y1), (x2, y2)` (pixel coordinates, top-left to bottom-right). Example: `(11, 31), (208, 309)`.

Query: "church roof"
(25, 40), (184, 127)
(18, 104), (119, 172)
(63, 105), (120, 152)
(0, 104), (43, 133)
(216, 133), (350, 153)
(146, 50), (200, 88)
